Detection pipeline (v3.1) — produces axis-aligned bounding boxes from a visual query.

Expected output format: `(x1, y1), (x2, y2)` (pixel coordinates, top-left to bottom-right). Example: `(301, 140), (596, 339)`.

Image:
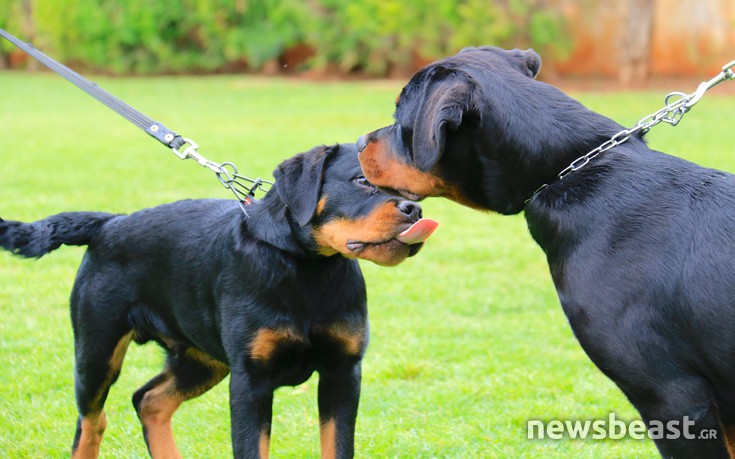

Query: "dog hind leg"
(132, 346), (229, 459)
(71, 331), (133, 459)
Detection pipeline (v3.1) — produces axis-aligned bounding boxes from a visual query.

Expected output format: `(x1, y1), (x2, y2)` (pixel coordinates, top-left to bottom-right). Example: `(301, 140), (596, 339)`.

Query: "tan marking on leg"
(89, 332), (133, 411)
(110, 332), (133, 370)
(724, 425), (735, 458)
(320, 418), (336, 459)
(180, 348), (230, 397)
(250, 327), (304, 362)
(137, 372), (183, 459)
(259, 429), (270, 459)
(137, 349), (229, 459)
(71, 411), (107, 459)
(72, 333), (132, 458)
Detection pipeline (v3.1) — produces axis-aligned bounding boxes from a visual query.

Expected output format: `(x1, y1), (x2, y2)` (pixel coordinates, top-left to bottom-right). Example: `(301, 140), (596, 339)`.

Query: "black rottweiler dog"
(0, 143), (438, 459)
(357, 46), (735, 457)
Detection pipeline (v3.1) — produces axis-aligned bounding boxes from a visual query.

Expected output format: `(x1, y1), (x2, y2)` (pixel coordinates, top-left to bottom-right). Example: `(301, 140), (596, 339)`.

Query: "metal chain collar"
(172, 138), (272, 215)
(530, 59), (735, 199)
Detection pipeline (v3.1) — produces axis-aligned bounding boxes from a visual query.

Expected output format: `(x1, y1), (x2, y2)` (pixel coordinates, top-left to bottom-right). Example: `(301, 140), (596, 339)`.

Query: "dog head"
(272, 144), (438, 266)
(357, 46), (595, 214)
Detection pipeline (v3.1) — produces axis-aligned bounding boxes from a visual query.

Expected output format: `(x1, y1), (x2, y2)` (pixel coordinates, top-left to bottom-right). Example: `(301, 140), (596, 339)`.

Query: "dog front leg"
(318, 362), (362, 459)
(229, 370), (273, 459)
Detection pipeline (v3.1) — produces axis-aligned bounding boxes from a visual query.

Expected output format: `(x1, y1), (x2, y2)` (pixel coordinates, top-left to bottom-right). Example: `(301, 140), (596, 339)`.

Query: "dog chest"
(246, 322), (367, 386)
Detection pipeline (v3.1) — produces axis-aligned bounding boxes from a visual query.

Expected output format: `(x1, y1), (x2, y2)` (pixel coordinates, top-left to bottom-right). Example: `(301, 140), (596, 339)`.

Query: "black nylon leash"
(0, 28), (185, 150)
(0, 28), (272, 212)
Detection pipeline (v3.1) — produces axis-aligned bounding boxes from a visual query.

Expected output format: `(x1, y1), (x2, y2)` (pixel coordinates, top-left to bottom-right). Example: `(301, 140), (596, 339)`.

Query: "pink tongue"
(395, 218), (439, 244)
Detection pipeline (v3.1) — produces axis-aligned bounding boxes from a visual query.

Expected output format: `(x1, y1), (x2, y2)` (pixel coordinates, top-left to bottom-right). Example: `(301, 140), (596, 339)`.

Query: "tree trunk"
(619, 0), (654, 86)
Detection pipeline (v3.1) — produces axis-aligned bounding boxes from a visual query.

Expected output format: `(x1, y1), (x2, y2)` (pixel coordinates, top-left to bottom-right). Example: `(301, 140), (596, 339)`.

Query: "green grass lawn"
(1, 71), (734, 458)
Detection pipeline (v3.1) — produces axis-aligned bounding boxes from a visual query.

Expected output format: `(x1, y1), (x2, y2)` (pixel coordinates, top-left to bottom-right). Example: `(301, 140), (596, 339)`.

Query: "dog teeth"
(400, 190), (422, 201)
(346, 241), (367, 252)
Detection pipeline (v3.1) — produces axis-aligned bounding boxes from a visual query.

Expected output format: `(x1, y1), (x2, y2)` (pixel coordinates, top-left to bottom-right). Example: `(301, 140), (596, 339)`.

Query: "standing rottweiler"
(357, 46), (735, 458)
(0, 143), (438, 459)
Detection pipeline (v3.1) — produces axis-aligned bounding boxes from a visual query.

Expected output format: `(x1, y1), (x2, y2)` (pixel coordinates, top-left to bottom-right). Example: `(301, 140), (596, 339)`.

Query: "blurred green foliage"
(0, 0), (569, 75)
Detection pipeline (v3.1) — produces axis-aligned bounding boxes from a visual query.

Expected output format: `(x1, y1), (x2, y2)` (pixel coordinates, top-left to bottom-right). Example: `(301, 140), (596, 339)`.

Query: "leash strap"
(0, 28), (273, 212)
(0, 28), (185, 150)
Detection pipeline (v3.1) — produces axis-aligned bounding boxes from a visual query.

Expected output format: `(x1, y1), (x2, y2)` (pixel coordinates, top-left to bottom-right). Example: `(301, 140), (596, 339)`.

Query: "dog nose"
(397, 201), (422, 220)
(356, 135), (367, 152)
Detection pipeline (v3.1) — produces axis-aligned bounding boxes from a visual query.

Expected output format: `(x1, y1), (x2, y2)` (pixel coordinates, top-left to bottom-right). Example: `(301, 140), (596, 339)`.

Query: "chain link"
(172, 138), (272, 215)
(529, 59), (735, 200)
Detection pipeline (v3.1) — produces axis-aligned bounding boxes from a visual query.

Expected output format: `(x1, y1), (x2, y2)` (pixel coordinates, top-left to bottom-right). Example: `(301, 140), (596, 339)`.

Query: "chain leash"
(530, 59), (735, 199)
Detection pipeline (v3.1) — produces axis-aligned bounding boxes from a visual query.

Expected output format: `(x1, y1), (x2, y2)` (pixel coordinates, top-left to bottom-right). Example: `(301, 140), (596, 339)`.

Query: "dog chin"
(408, 242), (424, 257)
(346, 239), (417, 266)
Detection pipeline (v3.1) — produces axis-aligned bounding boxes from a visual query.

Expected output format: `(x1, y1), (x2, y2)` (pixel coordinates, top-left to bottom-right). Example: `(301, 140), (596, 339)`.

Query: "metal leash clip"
(171, 138), (224, 174)
(685, 59), (735, 109)
(660, 92), (689, 126)
(171, 139), (272, 215)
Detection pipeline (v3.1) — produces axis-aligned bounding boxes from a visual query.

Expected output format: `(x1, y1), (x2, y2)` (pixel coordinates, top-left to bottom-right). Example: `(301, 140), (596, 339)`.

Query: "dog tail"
(0, 212), (117, 258)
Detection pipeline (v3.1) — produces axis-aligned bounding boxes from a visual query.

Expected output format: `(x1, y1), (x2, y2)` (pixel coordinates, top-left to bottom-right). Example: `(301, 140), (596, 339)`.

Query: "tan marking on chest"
(250, 327), (305, 362)
(317, 322), (366, 356)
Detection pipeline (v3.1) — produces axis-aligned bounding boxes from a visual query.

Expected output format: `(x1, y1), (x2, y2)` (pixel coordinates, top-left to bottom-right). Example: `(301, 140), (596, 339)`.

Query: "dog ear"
(522, 48), (541, 78)
(512, 48), (541, 79)
(412, 71), (477, 172)
(465, 46), (542, 79)
(273, 146), (331, 226)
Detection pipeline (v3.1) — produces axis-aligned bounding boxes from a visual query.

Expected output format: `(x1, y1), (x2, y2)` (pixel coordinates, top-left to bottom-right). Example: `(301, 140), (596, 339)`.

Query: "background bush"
(0, 0), (569, 75)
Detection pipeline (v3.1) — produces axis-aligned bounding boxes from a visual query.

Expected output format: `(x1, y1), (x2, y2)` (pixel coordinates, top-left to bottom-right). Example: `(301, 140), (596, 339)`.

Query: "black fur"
(1, 143), (426, 458)
(358, 46), (735, 458)
(0, 212), (115, 258)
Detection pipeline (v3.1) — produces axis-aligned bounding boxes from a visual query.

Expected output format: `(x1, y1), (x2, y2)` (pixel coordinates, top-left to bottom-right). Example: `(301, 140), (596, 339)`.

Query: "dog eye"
(353, 176), (377, 191)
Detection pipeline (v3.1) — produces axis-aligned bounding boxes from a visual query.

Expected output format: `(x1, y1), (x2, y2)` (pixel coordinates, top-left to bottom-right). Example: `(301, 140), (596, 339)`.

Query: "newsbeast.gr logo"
(527, 413), (718, 440)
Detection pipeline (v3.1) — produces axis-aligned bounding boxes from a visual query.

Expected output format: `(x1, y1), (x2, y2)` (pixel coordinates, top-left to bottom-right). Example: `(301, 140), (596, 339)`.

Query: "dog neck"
(469, 82), (636, 215)
(242, 191), (319, 257)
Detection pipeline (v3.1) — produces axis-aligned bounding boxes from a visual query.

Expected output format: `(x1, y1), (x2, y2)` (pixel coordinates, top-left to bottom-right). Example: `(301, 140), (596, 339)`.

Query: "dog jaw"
(359, 141), (487, 210)
(312, 201), (425, 266)
(358, 141), (447, 200)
